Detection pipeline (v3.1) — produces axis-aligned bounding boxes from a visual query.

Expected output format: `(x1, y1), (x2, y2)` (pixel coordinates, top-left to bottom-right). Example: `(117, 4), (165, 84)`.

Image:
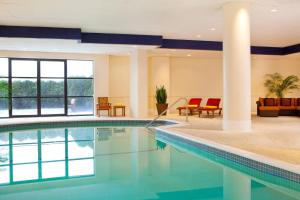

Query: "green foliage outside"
(264, 73), (299, 98)
(0, 79), (93, 110)
(155, 85), (167, 104)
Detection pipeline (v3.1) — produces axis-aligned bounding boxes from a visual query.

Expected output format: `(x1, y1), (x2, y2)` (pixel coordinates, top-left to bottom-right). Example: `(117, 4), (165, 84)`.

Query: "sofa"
(257, 98), (300, 117)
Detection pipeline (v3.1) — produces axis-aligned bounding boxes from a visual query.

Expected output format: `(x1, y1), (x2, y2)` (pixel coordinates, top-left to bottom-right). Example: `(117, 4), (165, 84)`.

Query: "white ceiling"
(0, 0), (299, 49)
(0, 37), (156, 55)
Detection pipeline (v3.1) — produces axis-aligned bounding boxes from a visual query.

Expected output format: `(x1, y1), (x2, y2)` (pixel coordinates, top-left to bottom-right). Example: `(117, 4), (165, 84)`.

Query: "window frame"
(0, 57), (94, 118)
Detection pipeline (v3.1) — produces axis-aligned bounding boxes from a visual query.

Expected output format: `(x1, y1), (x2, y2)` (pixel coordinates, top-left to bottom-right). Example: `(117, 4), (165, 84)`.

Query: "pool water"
(0, 126), (299, 200)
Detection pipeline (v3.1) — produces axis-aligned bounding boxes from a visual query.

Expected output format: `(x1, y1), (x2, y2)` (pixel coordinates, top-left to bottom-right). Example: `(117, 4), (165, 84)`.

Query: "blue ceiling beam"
(283, 44), (300, 55)
(161, 39), (222, 51)
(81, 32), (163, 46)
(0, 25), (299, 55)
(251, 46), (284, 55)
(0, 25), (81, 40)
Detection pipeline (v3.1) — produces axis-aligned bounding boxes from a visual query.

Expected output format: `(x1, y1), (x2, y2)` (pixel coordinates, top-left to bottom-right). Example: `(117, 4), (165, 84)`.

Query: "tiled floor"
(0, 114), (299, 172)
(160, 114), (300, 169)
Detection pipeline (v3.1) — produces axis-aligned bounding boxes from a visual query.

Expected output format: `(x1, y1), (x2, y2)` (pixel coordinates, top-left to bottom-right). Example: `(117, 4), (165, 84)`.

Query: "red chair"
(198, 98), (222, 117)
(177, 98), (202, 115)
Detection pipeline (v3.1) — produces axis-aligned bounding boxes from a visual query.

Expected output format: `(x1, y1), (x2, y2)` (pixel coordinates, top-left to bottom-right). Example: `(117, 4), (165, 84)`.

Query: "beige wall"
(108, 55), (130, 115)
(148, 53), (300, 114)
(148, 56), (171, 115)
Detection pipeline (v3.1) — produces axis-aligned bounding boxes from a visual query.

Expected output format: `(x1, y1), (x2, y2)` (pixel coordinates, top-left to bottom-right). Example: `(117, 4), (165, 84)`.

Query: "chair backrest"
(206, 98), (221, 108)
(188, 98), (202, 107)
(98, 97), (109, 106)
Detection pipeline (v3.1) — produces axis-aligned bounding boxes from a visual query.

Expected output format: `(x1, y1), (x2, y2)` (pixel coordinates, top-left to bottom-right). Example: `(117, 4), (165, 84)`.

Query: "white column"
(223, 2), (252, 131)
(130, 49), (149, 118)
(94, 55), (109, 115)
(223, 168), (251, 200)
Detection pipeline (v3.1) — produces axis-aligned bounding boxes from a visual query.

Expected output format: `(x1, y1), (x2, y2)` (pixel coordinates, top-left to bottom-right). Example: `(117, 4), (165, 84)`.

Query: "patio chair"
(177, 98), (202, 115)
(96, 97), (111, 117)
(198, 98), (222, 117)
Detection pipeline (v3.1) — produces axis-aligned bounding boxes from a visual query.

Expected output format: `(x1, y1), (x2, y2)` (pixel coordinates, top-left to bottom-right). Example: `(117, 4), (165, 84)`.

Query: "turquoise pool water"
(0, 125), (299, 200)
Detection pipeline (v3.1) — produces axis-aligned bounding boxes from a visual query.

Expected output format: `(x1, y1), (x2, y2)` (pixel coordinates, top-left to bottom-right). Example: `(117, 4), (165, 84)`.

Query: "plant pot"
(156, 103), (168, 115)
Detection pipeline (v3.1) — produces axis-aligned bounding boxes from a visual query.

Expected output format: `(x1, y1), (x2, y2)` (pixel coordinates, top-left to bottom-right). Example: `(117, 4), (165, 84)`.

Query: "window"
(0, 58), (94, 118)
(40, 61), (65, 115)
(0, 58), (9, 117)
(11, 60), (38, 116)
(67, 60), (94, 115)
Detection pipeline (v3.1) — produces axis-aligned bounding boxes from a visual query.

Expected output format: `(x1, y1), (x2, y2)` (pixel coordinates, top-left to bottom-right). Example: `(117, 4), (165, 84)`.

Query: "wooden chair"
(96, 97), (111, 117)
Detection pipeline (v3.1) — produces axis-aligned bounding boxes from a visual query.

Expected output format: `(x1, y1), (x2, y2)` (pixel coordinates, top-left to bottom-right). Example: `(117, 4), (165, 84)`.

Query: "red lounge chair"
(177, 98), (202, 115)
(198, 98), (222, 117)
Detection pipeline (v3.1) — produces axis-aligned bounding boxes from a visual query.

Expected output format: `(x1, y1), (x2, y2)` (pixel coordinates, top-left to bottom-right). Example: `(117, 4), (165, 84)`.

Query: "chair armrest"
(256, 101), (261, 106)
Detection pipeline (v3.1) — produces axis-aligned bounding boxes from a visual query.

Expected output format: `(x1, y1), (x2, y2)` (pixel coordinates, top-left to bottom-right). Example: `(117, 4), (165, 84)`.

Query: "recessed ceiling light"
(270, 8), (278, 12)
(132, 45), (137, 48)
(210, 28), (216, 31)
(187, 54), (191, 57)
(196, 34), (202, 38)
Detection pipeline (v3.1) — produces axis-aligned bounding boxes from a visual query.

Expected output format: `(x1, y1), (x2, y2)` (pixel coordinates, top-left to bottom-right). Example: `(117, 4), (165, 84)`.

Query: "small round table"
(113, 105), (126, 117)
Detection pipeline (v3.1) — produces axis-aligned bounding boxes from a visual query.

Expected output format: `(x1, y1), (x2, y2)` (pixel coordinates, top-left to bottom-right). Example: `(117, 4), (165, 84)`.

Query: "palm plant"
(264, 73), (299, 98)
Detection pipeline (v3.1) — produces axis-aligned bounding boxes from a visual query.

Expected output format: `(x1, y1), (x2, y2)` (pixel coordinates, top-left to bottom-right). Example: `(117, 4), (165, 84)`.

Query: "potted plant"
(264, 73), (299, 97)
(155, 85), (168, 115)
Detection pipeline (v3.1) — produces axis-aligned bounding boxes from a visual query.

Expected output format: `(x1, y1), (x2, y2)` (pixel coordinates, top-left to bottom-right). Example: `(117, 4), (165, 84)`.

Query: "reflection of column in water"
(223, 167), (251, 200)
(94, 127), (111, 181)
(130, 128), (139, 179)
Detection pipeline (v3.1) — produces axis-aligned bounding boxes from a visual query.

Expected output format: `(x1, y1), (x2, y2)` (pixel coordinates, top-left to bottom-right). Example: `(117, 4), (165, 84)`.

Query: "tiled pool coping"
(0, 119), (176, 133)
(156, 128), (300, 191)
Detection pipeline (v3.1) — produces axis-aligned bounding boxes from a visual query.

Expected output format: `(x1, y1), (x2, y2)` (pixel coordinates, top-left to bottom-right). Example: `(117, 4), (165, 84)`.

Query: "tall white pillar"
(223, 2), (252, 131)
(130, 49), (149, 118)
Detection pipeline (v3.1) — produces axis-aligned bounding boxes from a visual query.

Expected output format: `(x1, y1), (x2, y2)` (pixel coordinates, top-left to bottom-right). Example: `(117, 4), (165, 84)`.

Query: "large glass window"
(40, 61), (65, 115)
(11, 60), (38, 116)
(0, 58), (9, 117)
(0, 58), (94, 118)
(67, 60), (94, 115)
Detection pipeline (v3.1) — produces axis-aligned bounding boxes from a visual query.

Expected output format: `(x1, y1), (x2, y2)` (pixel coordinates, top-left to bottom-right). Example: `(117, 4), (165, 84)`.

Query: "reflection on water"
(0, 127), (299, 200)
(0, 128), (95, 185)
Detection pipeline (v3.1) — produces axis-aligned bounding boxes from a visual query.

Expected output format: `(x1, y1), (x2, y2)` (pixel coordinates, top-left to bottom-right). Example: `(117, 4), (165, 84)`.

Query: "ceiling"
(0, 0), (299, 51)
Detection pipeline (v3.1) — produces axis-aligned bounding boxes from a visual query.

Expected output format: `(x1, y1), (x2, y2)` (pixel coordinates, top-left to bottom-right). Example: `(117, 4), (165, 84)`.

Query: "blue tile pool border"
(0, 120), (175, 133)
(156, 130), (300, 191)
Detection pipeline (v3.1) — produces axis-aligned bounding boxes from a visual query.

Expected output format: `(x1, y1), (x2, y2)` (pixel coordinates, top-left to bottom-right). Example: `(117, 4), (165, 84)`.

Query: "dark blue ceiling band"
(283, 44), (300, 55)
(0, 25), (81, 40)
(81, 33), (162, 46)
(0, 25), (299, 55)
(161, 39), (222, 51)
(251, 46), (284, 55)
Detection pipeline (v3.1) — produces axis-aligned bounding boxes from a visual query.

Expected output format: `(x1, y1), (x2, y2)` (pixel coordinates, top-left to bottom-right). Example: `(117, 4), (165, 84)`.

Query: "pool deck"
(159, 114), (300, 173)
(0, 114), (299, 173)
